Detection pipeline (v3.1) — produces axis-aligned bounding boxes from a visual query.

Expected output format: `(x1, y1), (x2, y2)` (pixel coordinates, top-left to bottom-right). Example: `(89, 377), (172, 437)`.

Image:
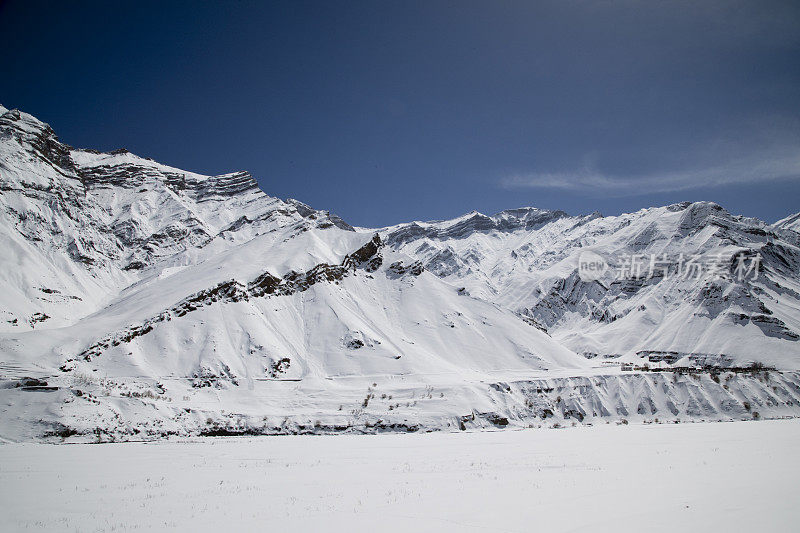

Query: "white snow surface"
(1, 105), (799, 441)
(1, 419), (798, 532)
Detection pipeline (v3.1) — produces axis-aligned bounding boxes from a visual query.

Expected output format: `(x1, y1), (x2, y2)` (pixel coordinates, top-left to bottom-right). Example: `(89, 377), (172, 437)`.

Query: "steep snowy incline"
(775, 212), (800, 233)
(0, 106), (125, 329)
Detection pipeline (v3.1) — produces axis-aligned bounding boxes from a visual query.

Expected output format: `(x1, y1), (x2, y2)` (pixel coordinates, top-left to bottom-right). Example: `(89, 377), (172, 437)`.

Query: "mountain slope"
(775, 211), (800, 233)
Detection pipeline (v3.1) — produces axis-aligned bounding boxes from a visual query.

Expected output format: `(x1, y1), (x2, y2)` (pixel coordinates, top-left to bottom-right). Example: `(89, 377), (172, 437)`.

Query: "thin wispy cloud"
(501, 147), (800, 197)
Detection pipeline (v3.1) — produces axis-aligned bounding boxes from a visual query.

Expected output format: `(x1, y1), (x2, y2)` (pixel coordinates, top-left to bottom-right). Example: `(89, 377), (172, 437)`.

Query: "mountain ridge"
(1, 105), (799, 442)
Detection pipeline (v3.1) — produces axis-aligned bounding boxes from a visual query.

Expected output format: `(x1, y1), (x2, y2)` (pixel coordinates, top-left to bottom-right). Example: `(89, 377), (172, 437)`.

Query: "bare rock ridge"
(385, 207), (570, 246)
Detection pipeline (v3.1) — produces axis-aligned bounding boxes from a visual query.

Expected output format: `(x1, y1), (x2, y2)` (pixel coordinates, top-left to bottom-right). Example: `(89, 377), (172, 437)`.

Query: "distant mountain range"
(1, 104), (799, 441)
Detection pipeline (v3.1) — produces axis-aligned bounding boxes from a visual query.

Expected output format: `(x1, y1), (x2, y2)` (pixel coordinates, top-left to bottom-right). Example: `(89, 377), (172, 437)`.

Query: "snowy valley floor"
(1, 420), (798, 533)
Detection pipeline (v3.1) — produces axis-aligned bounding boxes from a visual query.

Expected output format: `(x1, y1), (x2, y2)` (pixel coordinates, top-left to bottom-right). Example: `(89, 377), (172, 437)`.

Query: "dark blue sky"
(1, 0), (798, 226)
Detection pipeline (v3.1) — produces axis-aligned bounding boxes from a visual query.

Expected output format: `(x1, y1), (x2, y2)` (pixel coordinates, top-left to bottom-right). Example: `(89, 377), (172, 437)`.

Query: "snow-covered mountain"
(384, 203), (800, 368)
(0, 104), (353, 331)
(1, 105), (799, 442)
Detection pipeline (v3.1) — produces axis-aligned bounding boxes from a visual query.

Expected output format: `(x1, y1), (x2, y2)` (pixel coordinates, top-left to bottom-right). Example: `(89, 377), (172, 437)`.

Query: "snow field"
(1, 419), (798, 532)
